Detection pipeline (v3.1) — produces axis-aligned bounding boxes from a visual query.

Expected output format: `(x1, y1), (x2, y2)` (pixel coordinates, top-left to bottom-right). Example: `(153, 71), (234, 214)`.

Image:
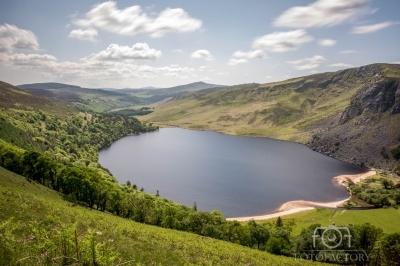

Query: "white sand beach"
(227, 170), (376, 222)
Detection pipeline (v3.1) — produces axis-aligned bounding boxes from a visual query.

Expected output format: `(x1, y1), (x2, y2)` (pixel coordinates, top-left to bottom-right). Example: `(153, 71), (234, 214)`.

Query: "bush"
(391, 144), (400, 160)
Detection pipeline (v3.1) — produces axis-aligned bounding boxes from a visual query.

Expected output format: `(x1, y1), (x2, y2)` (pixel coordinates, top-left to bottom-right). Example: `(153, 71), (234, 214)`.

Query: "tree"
(276, 216), (283, 227)
(248, 220), (270, 250)
(379, 232), (400, 266)
(161, 205), (180, 229)
(393, 190), (400, 205)
(391, 144), (400, 160)
(193, 201), (197, 211)
(295, 224), (324, 260)
(22, 151), (41, 181)
(353, 223), (382, 259)
(381, 179), (394, 189)
(266, 237), (285, 255)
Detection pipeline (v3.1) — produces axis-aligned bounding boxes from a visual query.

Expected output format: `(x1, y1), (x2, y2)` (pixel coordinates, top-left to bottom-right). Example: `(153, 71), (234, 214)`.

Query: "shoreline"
(227, 170), (376, 222)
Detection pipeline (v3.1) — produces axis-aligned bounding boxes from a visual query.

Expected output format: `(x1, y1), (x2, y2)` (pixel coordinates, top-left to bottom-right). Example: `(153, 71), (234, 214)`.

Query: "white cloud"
(2, 50), (195, 84)
(339, 50), (356, 54)
(310, 70), (319, 74)
(0, 24), (38, 53)
(6, 53), (57, 68)
(69, 28), (98, 42)
(216, 72), (229, 76)
(328, 63), (354, 68)
(287, 55), (326, 70)
(274, 0), (368, 28)
(202, 76), (212, 82)
(228, 58), (248, 66)
(191, 49), (214, 61)
(74, 2), (202, 38)
(318, 39), (336, 46)
(233, 49), (267, 59)
(265, 75), (271, 79)
(393, 61), (400, 64)
(164, 73), (188, 79)
(198, 65), (209, 71)
(252, 29), (313, 52)
(83, 43), (162, 61)
(172, 49), (184, 53)
(351, 21), (399, 34)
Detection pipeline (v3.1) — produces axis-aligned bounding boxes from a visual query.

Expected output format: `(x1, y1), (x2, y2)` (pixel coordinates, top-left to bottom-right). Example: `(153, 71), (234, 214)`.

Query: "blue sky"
(0, 0), (399, 88)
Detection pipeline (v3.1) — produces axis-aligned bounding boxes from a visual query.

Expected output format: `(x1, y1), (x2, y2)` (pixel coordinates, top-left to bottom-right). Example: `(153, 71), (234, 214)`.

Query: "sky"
(0, 0), (399, 89)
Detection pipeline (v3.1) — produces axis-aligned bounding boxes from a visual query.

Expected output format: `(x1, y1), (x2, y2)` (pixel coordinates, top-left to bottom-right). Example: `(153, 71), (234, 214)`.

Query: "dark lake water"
(98, 128), (366, 218)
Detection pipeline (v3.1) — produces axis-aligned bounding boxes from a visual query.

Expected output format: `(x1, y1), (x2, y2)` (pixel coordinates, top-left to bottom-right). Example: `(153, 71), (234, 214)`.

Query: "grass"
(140, 66), (371, 143)
(259, 208), (400, 236)
(0, 166), (323, 265)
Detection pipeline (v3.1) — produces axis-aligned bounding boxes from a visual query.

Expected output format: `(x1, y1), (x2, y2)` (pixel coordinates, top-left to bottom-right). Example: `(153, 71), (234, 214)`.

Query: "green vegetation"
(348, 174), (400, 207)
(141, 69), (365, 142)
(391, 144), (400, 160)
(18, 82), (147, 113)
(3, 66), (400, 265)
(259, 208), (400, 236)
(108, 107), (154, 117)
(1, 166), (323, 266)
(0, 80), (326, 264)
(142, 63), (400, 171)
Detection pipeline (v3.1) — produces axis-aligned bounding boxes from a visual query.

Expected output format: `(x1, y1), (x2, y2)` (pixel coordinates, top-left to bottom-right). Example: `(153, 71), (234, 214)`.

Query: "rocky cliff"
(308, 64), (400, 173)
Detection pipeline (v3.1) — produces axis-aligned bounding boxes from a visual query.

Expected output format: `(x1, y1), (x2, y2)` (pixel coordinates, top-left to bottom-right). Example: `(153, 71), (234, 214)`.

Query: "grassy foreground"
(0, 166), (322, 266)
(260, 208), (400, 237)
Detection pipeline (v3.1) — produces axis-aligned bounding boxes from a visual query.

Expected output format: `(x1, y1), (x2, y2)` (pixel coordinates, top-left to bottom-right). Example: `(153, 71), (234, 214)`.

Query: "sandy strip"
(227, 170), (376, 222)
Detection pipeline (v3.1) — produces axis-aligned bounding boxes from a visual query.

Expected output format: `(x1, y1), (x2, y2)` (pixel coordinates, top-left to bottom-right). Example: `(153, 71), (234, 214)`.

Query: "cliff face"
(340, 78), (400, 123)
(308, 64), (400, 172)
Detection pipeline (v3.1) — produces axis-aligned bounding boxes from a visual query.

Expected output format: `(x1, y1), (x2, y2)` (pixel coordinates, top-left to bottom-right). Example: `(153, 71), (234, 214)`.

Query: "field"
(0, 166), (322, 266)
(260, 208), (400, 236)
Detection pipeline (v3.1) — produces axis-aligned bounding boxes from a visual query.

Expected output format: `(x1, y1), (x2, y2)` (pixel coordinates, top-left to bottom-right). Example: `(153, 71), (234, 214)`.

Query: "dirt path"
(227, 170), (376, 222)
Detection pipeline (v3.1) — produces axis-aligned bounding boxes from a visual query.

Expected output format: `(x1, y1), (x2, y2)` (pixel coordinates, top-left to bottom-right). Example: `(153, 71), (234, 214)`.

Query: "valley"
(1, 65), (400, 265)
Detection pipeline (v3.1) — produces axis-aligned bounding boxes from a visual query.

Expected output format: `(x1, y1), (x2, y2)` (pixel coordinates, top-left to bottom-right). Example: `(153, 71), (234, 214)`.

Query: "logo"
(312, 225), (351, 249)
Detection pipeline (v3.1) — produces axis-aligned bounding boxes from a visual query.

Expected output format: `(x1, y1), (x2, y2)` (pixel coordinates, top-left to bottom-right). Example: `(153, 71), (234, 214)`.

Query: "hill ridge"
(142, 63), (400, 172)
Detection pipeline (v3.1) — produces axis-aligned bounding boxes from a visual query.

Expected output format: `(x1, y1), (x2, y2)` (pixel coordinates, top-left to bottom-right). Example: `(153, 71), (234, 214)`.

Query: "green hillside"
(0, 166), (322, 266)
(2, 77), (400, 264)
(17, 81), (225, 114)
(142, 64), (400, 172)
(17, 82), (146, 113)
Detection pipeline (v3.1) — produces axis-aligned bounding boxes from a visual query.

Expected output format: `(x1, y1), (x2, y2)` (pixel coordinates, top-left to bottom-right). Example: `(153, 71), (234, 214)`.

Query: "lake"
(98, 128), (366, 218)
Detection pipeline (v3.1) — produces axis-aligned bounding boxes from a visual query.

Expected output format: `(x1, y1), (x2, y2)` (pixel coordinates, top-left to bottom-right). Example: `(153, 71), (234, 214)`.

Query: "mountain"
(1, 81), (74, 116)
(0, 80), (327, 265)
(141, 63), (400, 172)
(17, 82), (145, 113)
(154, 81), (225, 95)
(16, 81), (225, 112)
(18, 82), (81, 90)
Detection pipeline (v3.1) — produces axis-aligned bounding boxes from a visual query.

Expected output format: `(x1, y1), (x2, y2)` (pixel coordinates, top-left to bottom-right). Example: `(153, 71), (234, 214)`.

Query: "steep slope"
(1, 81), (75, 116)
(142, 63), (400, 171)
(0, 166), (321, 265)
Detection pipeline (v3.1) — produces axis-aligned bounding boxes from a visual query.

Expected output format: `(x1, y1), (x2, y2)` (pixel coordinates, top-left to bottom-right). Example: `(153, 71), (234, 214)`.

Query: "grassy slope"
(261, 208), (400, 237)
(0, 166), (321, 266)
(141, 70), (364, 143)
(142, 64), (400, 144)
(0, 81), (76, 118)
